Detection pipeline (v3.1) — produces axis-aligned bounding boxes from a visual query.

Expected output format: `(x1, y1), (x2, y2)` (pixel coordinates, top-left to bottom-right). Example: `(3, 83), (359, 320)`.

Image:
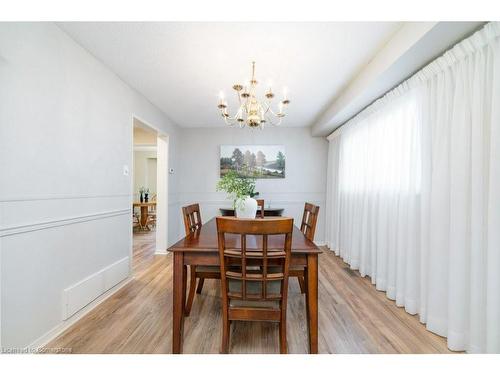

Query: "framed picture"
(220, 145), (286, 179)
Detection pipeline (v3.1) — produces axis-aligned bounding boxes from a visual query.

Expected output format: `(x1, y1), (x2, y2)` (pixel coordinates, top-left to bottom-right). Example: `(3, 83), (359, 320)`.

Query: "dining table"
(219, 207), (285, 217)
(167, 217), (322, 354)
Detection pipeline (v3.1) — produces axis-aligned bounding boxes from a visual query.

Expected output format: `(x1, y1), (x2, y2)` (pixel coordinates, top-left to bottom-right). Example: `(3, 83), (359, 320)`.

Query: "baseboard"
(155, 249), (169, 255)
(314, 241), (326, 247)
(27, 276), (133, 350)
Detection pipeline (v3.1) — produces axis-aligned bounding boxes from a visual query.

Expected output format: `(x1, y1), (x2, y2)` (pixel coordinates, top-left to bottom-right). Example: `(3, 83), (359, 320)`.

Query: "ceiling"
(58, 22), (401, 128)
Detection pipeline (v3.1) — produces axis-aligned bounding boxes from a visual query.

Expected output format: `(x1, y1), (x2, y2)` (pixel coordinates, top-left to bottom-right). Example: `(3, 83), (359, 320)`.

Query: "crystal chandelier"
(217, 62), (290, 129)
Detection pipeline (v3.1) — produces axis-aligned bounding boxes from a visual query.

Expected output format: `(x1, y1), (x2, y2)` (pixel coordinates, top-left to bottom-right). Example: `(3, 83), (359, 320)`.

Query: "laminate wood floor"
(47, 230), (452, 354)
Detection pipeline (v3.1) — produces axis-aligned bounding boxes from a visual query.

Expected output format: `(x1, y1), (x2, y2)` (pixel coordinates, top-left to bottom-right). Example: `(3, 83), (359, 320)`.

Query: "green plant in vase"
(216, 171), (258, 216)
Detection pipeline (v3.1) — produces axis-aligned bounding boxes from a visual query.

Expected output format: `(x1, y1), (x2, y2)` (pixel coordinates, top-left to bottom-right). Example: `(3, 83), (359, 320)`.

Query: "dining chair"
(216, 216), (294, 354)
(182, 203), (221, 316)
(256, 199), (265, 218)
(291, 202), (320, 293)
(146, 207), (156, 229)
(132, 210), (142, 231)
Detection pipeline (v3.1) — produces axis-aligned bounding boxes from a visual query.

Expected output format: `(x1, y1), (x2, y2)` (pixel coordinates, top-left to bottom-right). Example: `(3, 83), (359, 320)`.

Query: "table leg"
(305, 254), (318, 354)
(140, 206), (149, 229)
(172, 252), (186, 353)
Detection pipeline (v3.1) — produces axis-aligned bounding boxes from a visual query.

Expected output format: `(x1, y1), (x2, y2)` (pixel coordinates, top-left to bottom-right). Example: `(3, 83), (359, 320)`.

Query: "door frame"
(131, 115), (169, 265)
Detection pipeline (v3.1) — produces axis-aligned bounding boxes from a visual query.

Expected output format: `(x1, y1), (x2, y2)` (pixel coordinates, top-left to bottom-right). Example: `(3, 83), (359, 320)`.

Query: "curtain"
(325, 22), (500, 353)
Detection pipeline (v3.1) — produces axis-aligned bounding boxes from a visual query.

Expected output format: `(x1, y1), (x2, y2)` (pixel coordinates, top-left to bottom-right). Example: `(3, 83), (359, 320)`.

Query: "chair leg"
(298, 276), (306, 294)
(279, 319), (288, 354)
(196, 278), (205, 294)
(185, 266), (197, 316)
(221, 316), (230, 354)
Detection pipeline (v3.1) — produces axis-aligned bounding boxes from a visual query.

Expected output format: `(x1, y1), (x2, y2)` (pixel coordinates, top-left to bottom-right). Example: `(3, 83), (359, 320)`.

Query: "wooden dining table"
(167, 217), (322, 354)
(219, 207), (285, 217)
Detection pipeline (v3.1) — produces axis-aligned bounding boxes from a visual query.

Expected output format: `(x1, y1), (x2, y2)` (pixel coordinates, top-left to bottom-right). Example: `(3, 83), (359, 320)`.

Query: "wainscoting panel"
(0, 206), (131, 348)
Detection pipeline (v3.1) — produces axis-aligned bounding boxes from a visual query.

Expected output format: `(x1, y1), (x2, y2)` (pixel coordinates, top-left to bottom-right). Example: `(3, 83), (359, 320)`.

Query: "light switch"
(123, 165), (129, 176)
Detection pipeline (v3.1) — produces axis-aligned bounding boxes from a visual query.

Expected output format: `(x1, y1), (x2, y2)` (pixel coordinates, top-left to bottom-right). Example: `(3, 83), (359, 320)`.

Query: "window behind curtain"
(338, 93), (422, 194)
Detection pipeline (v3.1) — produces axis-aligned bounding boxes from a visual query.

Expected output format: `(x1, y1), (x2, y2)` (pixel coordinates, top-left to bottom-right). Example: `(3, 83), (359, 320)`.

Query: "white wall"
(0, 23), (180, 347)
(133, 150), (157, 200)
(176, 127), (328, 243)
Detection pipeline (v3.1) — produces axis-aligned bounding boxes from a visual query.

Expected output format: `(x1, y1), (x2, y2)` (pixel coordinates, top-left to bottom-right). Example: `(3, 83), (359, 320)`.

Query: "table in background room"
(133, 202), (157, 230)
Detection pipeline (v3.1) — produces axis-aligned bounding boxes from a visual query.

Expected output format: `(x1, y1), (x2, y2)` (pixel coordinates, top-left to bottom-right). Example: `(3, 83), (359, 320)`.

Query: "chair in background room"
(132, 209), (142, 231)
(291, 202), (320, 293)
(146, 197), (157, 230)
(216, 216), (294, 353)
(256, 198), (265, 218)
(182, 203), (221, 316)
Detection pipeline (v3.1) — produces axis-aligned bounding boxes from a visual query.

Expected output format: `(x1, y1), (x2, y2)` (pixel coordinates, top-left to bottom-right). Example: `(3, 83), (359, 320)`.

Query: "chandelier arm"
(224, 102), (245, 119)
(266, 103), (283, 118)
(220, 103), (247, 126)
(222, 115), (238, 126)
(264, 113), (282, 126)
(219, 108), (238, 125)
(263, 101), (272, 115)
(263, 99), (285, 118)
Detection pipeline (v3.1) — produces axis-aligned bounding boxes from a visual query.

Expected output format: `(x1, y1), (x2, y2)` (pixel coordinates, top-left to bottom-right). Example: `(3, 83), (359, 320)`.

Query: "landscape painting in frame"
(220, 145), (285, 179)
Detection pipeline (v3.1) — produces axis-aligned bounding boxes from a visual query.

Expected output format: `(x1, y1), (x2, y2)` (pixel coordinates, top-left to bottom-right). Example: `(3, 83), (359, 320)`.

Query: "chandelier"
(217, 62), (290, 128)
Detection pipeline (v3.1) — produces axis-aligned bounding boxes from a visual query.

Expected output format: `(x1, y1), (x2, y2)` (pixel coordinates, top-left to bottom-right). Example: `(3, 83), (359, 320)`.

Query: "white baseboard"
(314, 241), (326, 247)
(28, 276), (133, 350)
(155, 249), (169, 255)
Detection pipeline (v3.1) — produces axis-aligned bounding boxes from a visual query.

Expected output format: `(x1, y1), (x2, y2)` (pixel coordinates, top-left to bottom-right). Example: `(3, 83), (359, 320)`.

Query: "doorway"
(132, 117), (169, 273)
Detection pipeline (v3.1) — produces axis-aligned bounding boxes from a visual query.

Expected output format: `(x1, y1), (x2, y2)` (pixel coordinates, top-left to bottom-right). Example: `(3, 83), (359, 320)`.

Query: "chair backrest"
(182, 203), (202, 236)
(216, 217), (293, 305)
(255, 199), (265, 218)
(300, 202), (320, 241)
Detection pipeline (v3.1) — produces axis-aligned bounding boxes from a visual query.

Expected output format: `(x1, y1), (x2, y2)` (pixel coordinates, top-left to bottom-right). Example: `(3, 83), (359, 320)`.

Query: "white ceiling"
(58, 22), (401, 128)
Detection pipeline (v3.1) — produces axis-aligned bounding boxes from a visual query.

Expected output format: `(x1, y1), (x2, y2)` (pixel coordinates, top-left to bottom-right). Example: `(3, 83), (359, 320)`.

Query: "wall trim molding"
(27, 276), (133, 350)
(0, 209), (130, 237)
(177, 199), (326, 206)
(0, 193), (131, 203)
(177, 191), (326, 199)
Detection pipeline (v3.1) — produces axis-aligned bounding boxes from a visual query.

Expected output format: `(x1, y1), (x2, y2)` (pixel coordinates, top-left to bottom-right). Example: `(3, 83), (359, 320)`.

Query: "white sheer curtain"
(325, 22), (500, 353)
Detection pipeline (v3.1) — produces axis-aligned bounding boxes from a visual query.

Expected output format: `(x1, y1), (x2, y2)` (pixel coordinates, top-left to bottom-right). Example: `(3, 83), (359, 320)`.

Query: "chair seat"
(228, 279), (281, 309)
